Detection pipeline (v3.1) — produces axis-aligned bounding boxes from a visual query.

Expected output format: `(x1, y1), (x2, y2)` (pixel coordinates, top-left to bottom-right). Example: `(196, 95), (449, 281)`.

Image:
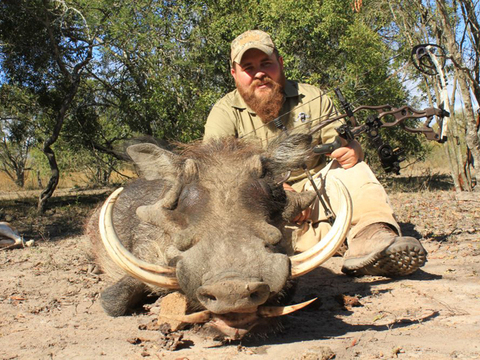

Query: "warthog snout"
(197, 280), (271, 314)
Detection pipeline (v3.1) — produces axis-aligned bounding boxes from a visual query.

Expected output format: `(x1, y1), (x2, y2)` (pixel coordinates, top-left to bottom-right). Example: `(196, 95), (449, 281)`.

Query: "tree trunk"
(459, 0), (480, 104)
(38, 146), (59, 213)
(446, 112), (471, 191)
(14, 167), (25, 188)
(458, 72), (480, 186)
(36, 2), (93, 212)
(436, 0), (480, 188)
(37, 81), (78, 213)
(446, 76), (471, 191)
(37, 170), (43, 188)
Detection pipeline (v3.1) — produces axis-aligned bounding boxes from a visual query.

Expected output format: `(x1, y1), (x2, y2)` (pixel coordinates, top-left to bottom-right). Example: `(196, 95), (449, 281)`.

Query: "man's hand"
(283, 183), (312, 224)
(330, 139), (364, 169)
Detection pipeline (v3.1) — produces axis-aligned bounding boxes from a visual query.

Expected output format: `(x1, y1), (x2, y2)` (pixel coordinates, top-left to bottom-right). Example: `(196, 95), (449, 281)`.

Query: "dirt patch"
(1, 189), (480, 359)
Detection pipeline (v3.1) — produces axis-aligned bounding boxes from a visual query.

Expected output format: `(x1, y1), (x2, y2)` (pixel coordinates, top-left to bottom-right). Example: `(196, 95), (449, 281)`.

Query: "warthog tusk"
(158, 310), (212, 324)
(99, 188), (179, 289)
(157, 298), (317, 325)
(289, 177), (352, 278)
(257, 297), (317, 317)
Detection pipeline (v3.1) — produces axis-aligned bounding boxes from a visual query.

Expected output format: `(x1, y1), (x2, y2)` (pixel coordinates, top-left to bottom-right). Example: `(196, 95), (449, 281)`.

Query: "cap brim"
(232, 44), (274, 64)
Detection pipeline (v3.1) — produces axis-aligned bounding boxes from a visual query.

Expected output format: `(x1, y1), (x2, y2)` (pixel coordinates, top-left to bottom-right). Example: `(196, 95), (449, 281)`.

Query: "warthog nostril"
(197, 288), (217, 303)
(203, 293), (217, 302)
(249, 291), (262, 301)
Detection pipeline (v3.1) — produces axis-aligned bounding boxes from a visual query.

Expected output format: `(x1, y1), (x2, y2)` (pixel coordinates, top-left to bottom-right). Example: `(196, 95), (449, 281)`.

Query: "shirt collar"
(284, 80), (299, 98)
(231, 80), (299, 112)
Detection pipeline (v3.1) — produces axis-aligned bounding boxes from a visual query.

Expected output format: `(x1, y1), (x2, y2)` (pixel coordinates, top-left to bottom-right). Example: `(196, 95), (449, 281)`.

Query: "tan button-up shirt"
(204, 80), (345, 184)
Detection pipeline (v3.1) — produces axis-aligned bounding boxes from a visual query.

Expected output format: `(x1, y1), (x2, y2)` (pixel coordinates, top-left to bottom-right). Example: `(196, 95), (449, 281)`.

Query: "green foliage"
(91, 0), (217, 142)
(0, 0), (431, 189)
(0, 84), (39, 187)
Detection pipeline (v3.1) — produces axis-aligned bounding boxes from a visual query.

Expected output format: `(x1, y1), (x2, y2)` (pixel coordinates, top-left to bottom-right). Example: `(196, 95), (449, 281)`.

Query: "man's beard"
(237, 75), (285, 124)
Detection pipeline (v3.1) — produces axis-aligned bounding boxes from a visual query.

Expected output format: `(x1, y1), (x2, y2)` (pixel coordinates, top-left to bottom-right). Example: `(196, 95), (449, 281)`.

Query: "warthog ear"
(128, 143), (198, 210)
(127, 143), (181, 181)
(264, 133), (313, 177)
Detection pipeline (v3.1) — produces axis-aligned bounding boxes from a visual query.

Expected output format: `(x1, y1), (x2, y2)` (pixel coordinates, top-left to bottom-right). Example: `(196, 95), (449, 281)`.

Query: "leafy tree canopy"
(0, 0), (434, 192)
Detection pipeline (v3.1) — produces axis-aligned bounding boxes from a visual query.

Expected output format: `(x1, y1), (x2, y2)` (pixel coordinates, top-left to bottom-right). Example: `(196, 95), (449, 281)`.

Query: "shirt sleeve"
(204, 104), (238, 142)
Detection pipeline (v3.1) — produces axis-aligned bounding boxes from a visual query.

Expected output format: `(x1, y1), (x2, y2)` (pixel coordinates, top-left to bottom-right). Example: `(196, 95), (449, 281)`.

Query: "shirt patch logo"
(296, 112), (310, 123)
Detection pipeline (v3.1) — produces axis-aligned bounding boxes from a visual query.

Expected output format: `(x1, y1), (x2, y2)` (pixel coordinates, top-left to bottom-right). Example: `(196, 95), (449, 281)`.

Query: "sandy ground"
(1, 190), (479, 360)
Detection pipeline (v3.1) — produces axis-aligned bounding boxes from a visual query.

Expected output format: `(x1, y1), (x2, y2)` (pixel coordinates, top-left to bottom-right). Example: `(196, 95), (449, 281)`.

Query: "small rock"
(87, 264), (101, 274)
(335, 294), (362, 309)
(297, 345), (335, 360)
(158, 292), (189, 331)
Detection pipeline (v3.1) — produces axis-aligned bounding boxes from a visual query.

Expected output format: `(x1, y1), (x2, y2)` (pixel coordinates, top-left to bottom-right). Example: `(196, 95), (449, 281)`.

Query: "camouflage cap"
(230, 30), (275, 64)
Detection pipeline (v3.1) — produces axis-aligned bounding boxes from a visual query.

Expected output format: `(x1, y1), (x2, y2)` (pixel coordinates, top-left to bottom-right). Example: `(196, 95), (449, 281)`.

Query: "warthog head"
(91, 134), (351, 339)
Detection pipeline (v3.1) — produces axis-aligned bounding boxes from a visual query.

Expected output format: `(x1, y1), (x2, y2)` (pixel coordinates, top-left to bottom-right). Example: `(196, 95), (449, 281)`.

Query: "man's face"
(231, 48), (285, 96)
(231, 49), (286, 123)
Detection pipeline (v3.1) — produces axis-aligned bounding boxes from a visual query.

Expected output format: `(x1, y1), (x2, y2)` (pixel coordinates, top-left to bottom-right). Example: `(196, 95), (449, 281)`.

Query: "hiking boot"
(341, 223), (427, 277)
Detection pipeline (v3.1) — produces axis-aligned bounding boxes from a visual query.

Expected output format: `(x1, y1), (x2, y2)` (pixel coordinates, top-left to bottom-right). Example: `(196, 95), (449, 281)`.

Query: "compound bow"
(309, 44), (450, 175)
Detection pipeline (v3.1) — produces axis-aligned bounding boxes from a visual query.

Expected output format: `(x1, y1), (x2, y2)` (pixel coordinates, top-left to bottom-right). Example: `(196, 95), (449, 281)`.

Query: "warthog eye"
(165, 184), (207, 229)
(245, 179), (286, 221)
(176, 183), (208, 215)
(248, 179), (272, 200)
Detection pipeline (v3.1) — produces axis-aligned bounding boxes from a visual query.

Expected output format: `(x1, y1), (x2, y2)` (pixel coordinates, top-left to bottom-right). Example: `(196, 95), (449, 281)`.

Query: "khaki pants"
(291, 160), (400, 253)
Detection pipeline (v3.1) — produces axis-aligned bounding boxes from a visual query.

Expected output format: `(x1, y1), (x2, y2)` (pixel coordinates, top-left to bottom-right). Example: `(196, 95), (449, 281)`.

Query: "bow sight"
(310, 89), (449, 174)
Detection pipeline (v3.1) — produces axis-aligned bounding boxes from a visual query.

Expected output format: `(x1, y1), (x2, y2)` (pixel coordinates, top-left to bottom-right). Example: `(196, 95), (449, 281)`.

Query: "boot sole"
(341, 237), (427, 277)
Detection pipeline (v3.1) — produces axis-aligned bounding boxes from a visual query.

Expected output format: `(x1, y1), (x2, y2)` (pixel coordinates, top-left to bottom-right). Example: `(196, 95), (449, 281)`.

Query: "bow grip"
(313, 136), (343, 155)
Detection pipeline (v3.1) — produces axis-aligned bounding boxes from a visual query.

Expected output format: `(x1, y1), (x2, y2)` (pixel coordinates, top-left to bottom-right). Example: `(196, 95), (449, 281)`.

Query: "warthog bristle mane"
(265, 133), (313, 173)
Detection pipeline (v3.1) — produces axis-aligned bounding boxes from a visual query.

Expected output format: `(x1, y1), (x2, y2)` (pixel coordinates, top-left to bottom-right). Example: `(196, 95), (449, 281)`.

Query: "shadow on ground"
(0, 190), (110, 241)
(380, 173), (453, 192)
(237, 265), (441, 348)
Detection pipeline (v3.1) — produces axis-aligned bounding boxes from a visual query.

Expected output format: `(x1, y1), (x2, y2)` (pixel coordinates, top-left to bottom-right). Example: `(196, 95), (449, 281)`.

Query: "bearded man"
(204, 30), (426, 277)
